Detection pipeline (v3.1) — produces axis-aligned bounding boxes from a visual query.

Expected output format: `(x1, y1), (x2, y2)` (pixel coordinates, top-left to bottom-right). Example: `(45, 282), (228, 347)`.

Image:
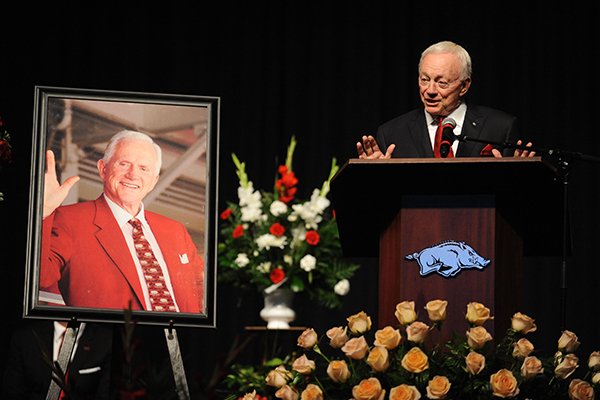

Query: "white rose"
(234, 253), (249, 267)
(300, 254), (317, 272)
(270, 200), (288, 216)
(334, 279), (350, 296)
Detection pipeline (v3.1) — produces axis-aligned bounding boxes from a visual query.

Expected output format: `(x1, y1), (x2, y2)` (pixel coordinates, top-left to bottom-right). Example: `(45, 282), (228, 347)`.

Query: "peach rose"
(275, 385), (299, 400)
(425, 300), (448, 322)
(558, 330), (580, 353)
(520, 356), (544, 379)
(352, 377), (386, 400)
(401, 347), (429, 373)
(374, 326), (402, 350)
(292, 354), (315, 375)
(341, 336), (369, 360)
(512, 338), (534, 358)
(592, 372), (600, 385)
(568, 379), (595, 400)
(347, 311), (372, 334)
(241, 390), (257, 400)
(511, 312), (537, 334)
(395, 301), (417, 326)
(326, 326), (349, 349)
(327, 360), (351, 383)
(466, 326), (492, 350)
(266, 365), (292, 387)
(465, 351), (486, 375)
(555, 353), (579, 379)
(389, 384), (421, 400)
(465, 302), (493, 326)
(406, 321), (430, 344)
(588, 351), (600, 370)
(300, 383), (323, 400)
(367, 345), (390, 373)
(297, 328), (318, 350)
(426, 376), (451, 399)
(489, 369), (520, 398)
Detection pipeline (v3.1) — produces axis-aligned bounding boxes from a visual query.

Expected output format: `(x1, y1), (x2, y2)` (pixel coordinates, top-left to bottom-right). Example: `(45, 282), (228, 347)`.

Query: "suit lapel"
(409, 111), (434, 157)
(457, 105), (485, 157)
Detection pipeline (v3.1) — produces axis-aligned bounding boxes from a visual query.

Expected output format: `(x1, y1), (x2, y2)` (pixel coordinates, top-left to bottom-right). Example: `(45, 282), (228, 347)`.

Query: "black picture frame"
(24, 86), (219, 328)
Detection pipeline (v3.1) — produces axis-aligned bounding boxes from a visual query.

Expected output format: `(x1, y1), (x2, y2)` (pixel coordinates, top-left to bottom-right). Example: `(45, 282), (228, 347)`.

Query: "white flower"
(269, 200), (288, 216)
(241, 206), (264, 222)
(257, 262), (271, 273)
(300, 254), (317, 272)
(234, 253), (249, 267)
(334, 279), (350, 296)
(238, 183), (264, 222)
(289, 189), (330, 229)
(255, 233), (288, 250)
(284, 255), (293, 265)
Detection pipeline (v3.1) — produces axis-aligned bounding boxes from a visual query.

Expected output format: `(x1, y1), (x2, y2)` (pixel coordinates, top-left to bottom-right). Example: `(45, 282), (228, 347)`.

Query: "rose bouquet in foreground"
(217, 137), (359, 309)
(230, 300), (598, 399)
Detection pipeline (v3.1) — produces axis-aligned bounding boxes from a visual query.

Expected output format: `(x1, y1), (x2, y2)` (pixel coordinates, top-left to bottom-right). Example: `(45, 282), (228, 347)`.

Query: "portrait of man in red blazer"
(40, 130), (205, 314)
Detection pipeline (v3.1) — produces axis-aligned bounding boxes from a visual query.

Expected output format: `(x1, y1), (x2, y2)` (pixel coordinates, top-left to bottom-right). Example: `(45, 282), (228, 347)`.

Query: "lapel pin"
(179, 253), (189, 264)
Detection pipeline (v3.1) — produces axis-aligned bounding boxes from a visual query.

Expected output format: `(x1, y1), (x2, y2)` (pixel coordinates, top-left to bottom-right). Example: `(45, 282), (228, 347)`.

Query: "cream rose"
(395, 301), (417, 326)
(406, 321), (430, 344)
(326, 326), (349, 349)
(300, 383), (323, 400)
(568, 379), (595, 400)
(292, 354), (315, 375)
(466, 326), (492, 350)
(347, 311), (372, 334)
(425, 300), (448, 322)
(555, 353), (579, 379)
(374, 326), (402, 350)
(592, 372), (600, 385)
(520, 356), (544, 379)
(465, 351), (486, 375)
(401, 347), (429, 373)
(489, 369), (520, 398)
(558, 330), (580, 353)
(352, 377), (386, 400)
(297, 328), (318, 349)
(512, 338), (534, 359)
(389, 384), (421, 400)
(341, 336), (369, 360)
(241, 390), (257, 400)
(266, 365), (292, 387)
(275, 385), (299, 400)
(367, 345), (390, 373)
(511, 312), (537, 334)
(588, 351), (600, 370)
(426, 376), (451, 399)
(465, 302), (493, 326)
(327, 360), (351, 383)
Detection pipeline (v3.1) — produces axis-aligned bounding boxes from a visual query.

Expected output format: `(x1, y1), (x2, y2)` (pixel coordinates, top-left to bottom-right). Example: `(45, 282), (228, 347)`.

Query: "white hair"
(419, 41), (472, 81)
(102, 130), (162, 174)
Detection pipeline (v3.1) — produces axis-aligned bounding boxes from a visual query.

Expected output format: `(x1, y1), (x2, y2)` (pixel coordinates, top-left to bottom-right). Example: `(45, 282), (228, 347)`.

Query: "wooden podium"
(330, 157), (562, 340)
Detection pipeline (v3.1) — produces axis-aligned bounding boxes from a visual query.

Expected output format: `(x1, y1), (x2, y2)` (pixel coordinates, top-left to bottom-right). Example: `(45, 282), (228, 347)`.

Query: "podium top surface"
(330, 157), (562, 257)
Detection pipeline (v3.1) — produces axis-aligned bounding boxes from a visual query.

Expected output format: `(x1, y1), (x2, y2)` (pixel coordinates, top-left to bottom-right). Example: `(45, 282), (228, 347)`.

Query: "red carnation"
(270, 267), (286, 284)
(305, 230), (320, 246)
(220, 208), (232, 220)
(276, 165), (298, 204)
(269, 222), (285, 237)
(232, 224), (244, 238)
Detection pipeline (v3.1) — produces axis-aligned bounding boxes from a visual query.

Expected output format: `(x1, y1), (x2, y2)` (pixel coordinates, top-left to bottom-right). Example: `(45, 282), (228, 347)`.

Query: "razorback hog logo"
(405, 241), (490, 277)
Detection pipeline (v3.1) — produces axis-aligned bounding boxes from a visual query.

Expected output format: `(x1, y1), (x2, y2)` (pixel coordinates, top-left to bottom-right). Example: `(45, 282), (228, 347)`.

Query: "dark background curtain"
(1, 2), (599, 397)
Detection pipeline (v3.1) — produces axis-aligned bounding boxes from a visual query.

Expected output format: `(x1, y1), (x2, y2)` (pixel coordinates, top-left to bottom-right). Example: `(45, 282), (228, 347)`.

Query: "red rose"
(232, 224), (244, 238)
(270, 268), (286, 284)
(305, 230), (320, 245)
(220, 208), (232, 220)
(269, 222), (285, 237)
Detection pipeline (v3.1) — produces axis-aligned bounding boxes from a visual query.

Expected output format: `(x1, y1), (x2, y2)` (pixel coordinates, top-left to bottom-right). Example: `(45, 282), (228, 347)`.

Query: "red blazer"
(40, 196), (204, 313)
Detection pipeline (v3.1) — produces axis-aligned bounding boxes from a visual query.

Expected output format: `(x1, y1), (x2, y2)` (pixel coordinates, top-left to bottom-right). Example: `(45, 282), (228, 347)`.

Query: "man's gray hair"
(102, 130), (162, 175)
(419, 41), (472, 81)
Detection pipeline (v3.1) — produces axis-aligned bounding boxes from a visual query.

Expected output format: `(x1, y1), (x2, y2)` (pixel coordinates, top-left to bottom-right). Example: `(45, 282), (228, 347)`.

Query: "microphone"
(439, 117), (457, 158)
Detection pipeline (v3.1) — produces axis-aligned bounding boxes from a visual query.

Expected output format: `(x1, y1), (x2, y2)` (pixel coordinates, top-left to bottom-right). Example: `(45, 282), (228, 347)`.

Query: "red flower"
(270, 267), (286, 284)
(276, 165), (298, 204)
(269, 222), (285, 237)
(305, 230), (320, 245)
(232, 224), (244, 238)
(220, 208), (232, 220)
(0, 139), (11, 163)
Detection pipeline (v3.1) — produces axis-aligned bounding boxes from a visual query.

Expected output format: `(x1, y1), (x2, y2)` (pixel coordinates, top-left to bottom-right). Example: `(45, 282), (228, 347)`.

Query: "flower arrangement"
(217, 137), (359, 309)
(0, 116), (14, 202)
(230, 300), (599, 399)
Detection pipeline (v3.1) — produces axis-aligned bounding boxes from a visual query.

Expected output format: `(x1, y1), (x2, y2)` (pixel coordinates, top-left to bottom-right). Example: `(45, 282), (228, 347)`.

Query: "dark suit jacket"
(1, 321), (113, 400)
(376, 104), (518, 158)
(40, 195), (204, 313)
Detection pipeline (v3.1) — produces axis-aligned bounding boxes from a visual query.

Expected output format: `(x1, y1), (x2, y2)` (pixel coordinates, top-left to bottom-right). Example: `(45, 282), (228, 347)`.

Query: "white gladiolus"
(334, 279), (350, 296)
(269, 200), (288, 216)
(238, 183), (264, 222)
(234, 253), (250, 267)
(255, 234), (287, 250)
(300, 254), (317, 272)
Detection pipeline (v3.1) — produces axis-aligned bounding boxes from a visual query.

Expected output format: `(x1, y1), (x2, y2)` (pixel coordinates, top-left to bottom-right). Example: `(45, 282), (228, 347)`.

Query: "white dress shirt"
(425, 102), (467, 155)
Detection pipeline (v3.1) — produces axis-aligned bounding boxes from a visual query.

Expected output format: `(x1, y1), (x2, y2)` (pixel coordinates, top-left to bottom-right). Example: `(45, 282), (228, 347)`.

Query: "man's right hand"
(356, 135), (395, 159)
(43, 150), (80, 219)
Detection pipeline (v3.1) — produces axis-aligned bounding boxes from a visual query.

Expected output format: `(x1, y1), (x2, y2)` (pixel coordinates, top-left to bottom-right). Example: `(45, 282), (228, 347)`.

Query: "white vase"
(260, 288), (295, 329)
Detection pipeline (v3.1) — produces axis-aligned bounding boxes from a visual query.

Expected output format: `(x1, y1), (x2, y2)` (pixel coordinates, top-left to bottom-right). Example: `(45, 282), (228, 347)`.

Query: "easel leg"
(45, 319), (79, 400)
(164, 327), (190, 400)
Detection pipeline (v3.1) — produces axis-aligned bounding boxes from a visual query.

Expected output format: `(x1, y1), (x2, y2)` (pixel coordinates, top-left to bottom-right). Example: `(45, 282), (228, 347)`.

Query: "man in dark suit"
(357, 40), (534, 159)
(1, 320), (113, 400)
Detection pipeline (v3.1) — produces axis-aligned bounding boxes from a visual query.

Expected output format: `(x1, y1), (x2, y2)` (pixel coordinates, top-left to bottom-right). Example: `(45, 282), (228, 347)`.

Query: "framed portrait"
(24, 86), (219, 328)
